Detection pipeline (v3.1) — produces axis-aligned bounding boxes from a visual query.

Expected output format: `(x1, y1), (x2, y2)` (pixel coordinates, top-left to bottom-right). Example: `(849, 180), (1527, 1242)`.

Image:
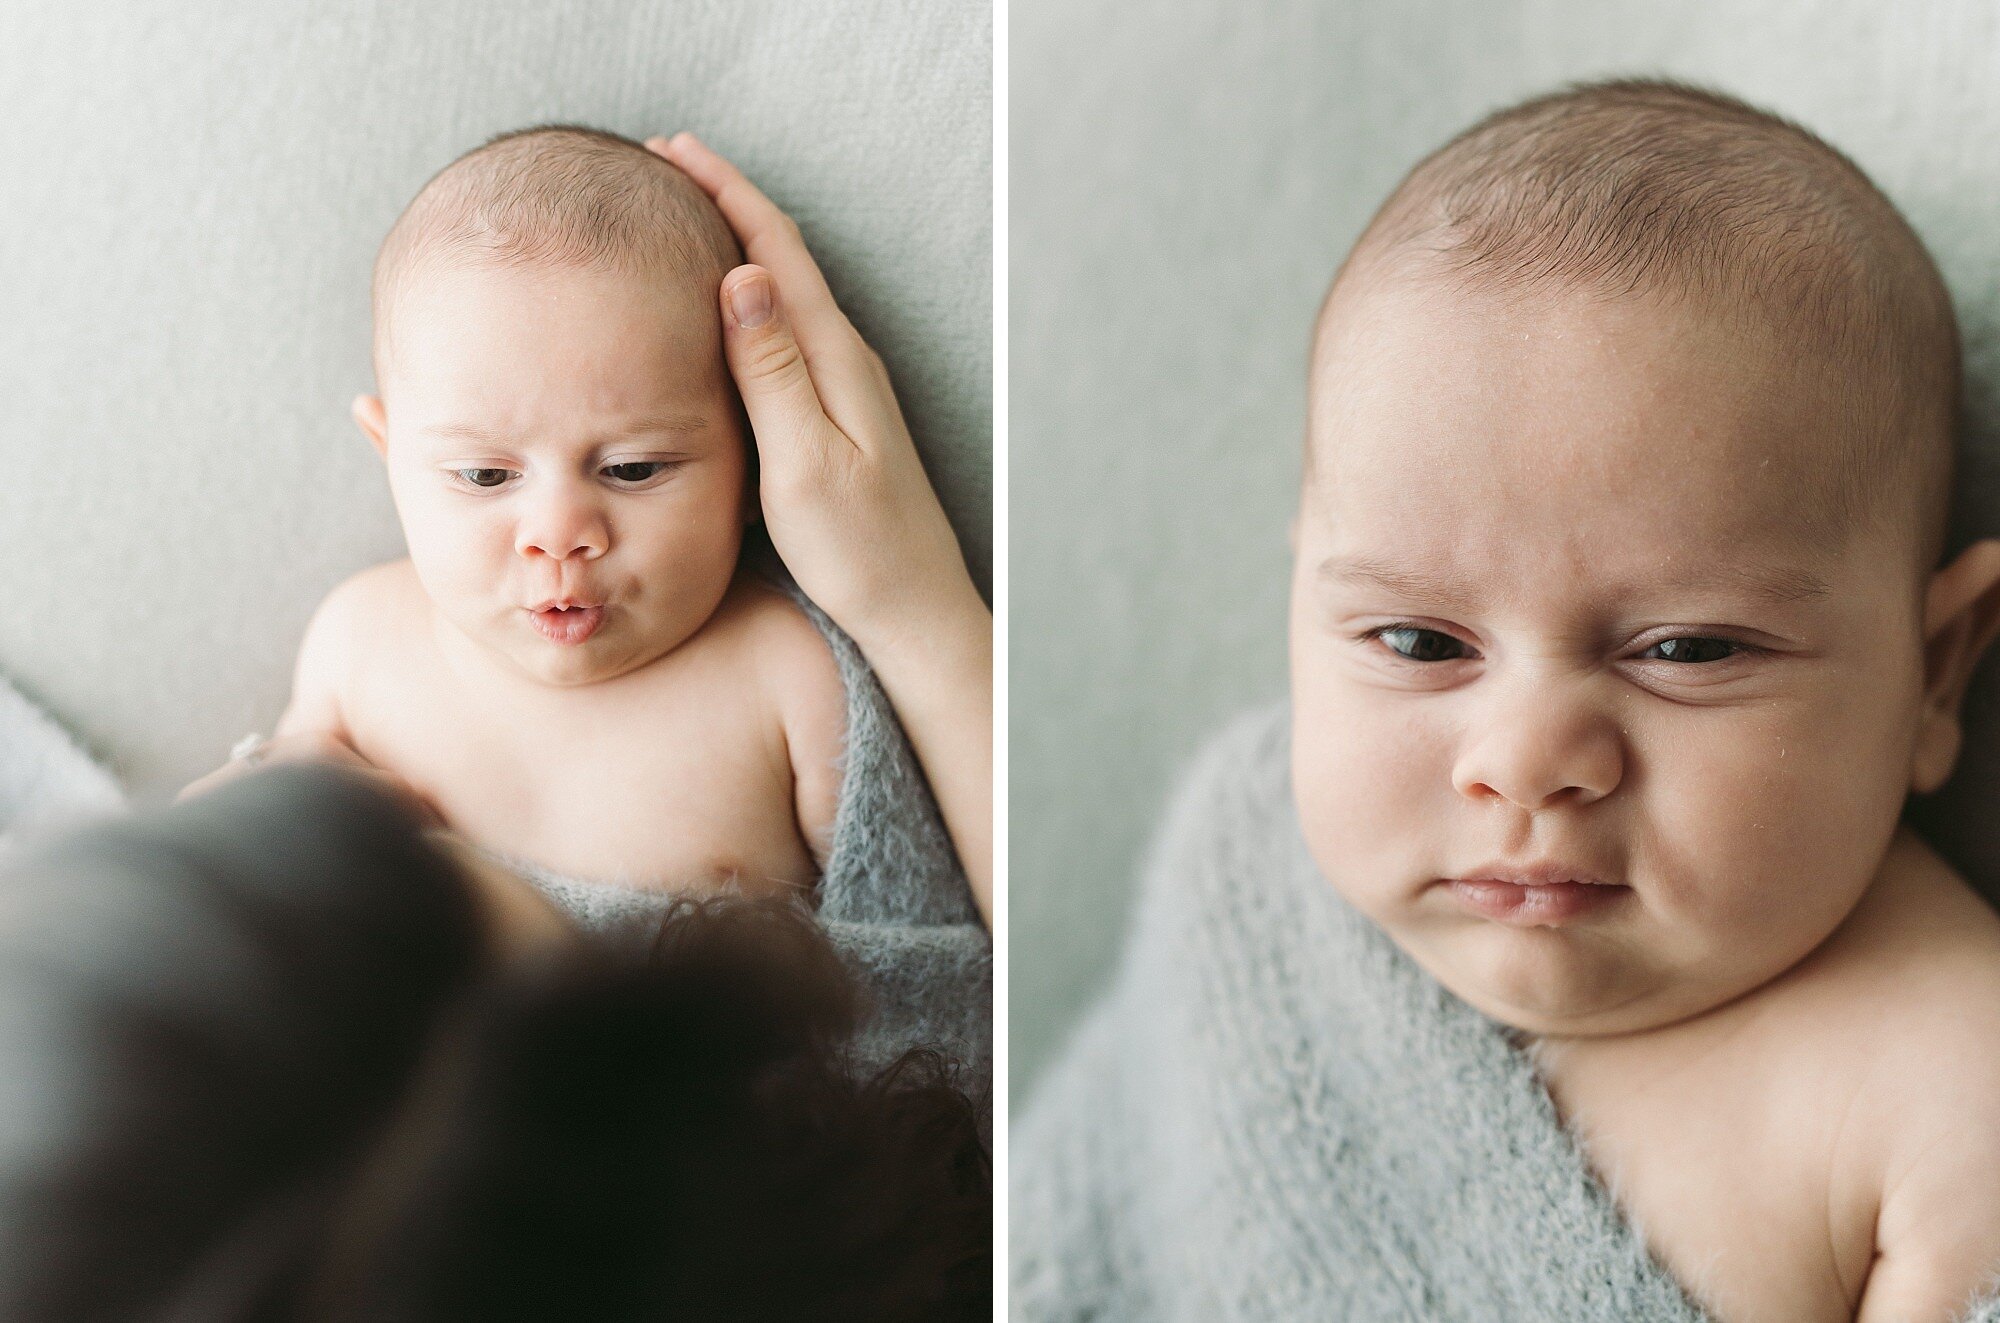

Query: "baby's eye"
(1640, 637), (1740, 664)
(454, 468), (513, 489)
(1374, 626), (1468, 663)
(602, 461), (678, 484)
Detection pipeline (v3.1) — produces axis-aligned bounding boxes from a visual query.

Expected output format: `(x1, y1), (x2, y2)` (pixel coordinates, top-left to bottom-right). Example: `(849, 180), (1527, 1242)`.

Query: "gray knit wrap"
(1012, 703), (2000, 1322)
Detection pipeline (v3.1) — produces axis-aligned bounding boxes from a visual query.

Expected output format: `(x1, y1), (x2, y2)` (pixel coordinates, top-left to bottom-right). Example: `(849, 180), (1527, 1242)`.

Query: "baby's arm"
(180, 571), (439, 825)
(1852, 1047), (2000, 1320)
(271, 569), (361, 742)
(760, 600), (849, 872)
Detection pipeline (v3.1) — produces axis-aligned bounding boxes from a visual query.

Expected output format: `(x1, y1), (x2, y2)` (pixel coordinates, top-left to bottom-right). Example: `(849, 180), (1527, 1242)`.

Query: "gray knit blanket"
(1011, 703), (2000, 1322)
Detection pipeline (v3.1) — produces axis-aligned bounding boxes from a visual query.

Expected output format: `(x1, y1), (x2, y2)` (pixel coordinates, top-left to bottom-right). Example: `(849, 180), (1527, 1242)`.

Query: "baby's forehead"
(391, 253), (712, 317)
(1315, 272), (1837, 474)
(370, 127), (740, 382)
(1302, 78), (1959, 577)
(376, 255), (725, 395)
(1307, 446), (1882, 632)
(1304, 278), (1906, 591)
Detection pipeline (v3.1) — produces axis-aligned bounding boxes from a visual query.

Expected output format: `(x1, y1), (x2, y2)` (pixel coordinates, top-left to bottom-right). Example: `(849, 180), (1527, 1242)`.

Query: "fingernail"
(729, 274), (772, 329)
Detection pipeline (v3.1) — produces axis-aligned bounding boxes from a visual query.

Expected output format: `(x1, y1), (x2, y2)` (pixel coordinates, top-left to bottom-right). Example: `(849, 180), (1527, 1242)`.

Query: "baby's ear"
(350, 394), (389, 459)
(1912, 539), (2000, 792)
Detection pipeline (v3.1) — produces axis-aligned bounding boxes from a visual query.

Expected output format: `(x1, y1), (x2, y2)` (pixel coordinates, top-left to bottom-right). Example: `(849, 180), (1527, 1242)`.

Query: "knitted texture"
(1012, 703), (2000, 1322)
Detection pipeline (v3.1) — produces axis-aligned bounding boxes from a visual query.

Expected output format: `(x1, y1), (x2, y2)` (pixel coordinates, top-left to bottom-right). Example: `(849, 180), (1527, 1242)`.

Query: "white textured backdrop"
(0, 1), (990, 797)
(1012, 0), (2000, 1094)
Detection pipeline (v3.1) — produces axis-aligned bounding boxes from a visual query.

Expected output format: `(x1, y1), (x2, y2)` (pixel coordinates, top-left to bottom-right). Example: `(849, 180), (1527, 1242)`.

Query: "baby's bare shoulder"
(1843, 868), (2000, 1319)
(702, 577), (845, 701)
(698, 577), (848, 851)
(308, 558), (421, 637)
(1852, 1003), (2000, 1320)
(279, 559), (420, 735)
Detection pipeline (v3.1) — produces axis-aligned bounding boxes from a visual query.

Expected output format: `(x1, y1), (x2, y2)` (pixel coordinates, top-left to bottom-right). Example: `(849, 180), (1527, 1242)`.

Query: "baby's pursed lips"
(1450, 859), (1618, 888)
(526, 596), (604, 613)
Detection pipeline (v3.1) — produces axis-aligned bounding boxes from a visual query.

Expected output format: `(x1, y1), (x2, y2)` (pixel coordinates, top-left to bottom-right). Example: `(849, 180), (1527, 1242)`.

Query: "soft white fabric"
(0, 675), (122, 856)
(0, 1), (990, 800)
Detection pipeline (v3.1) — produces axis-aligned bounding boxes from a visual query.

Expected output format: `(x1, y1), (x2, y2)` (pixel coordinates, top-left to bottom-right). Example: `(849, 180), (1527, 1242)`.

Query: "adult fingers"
(652, 132), (855, 345)
(719, 265), (855, 462)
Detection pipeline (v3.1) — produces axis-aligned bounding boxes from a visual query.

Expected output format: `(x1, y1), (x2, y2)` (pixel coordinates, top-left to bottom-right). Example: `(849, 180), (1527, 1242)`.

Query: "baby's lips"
(526, 604), (606, 646)
(1451, 857), (1617, 889)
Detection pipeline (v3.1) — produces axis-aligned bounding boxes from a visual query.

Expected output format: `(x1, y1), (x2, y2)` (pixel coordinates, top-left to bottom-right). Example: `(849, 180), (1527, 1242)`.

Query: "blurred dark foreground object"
(0, 765), (990, 1321)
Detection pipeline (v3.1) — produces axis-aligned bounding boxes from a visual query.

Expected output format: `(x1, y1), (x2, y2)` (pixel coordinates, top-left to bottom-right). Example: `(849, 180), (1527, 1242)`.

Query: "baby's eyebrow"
(1318, 554), (1833, 606)
(421, 414), (710, 445)
(1316, 556), (1486, 607)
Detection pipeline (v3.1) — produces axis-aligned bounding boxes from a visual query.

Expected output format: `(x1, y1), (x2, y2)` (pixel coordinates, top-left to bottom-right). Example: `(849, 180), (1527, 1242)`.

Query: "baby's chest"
(344, 663), (813, 895)
(1533, 1034), (1879, 1323)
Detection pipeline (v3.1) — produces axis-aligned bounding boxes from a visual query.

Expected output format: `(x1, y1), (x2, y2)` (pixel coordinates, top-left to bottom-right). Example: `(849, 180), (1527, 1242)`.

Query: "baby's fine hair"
(370, 123), (743, 382)
(1318, 77), (1959, 571)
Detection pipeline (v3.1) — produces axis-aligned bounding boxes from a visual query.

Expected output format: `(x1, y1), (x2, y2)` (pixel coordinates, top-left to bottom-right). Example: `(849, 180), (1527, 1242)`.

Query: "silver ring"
(230, 733), (270, 768)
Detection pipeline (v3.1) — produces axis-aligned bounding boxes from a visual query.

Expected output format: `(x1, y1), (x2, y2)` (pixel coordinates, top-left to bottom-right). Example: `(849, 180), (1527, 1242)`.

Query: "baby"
(1291, 80), (2000, 1320)
(190, 126), (847, 897)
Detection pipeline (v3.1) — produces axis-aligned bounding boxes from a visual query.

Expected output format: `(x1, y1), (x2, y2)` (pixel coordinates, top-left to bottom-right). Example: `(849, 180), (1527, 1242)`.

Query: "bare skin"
(1291, 264), (2000, 1321)
(186, 136), (990, 923)
(181, 555), (844, 897)
(1527, 828), (2000, 1322)
(299, 559), (841, 896)
(186, 212), (846, 897)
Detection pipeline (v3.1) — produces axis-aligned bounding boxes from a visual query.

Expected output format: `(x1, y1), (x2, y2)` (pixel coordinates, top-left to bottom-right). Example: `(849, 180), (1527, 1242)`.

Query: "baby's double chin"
(1459, 964), (1739, 1041)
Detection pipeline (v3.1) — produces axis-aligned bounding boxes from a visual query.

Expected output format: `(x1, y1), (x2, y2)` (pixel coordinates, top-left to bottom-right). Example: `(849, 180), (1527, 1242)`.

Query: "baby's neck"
(423, 596), (639, 712)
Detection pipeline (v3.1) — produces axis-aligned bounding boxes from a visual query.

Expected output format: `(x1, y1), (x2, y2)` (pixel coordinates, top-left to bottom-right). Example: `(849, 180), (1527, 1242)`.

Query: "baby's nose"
(514, 491), (608, 561)
(1451, 681), (1624, 811)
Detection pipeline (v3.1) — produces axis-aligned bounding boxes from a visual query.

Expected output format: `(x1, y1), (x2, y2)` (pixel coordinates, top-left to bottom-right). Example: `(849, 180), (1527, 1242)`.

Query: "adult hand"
(648, 133), (992, 925)
(648, 132), (983, 662)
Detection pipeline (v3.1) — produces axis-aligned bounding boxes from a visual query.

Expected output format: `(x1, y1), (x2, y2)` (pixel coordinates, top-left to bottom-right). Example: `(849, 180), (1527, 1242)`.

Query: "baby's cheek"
(1632, 704), (1889, 934)
(1291, 681), (1438, 911)
(402, 498), (504, 582)
(649, 513), (742, 589)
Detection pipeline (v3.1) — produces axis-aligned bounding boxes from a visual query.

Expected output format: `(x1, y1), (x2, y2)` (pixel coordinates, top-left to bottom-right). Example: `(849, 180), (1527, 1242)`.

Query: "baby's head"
(1289, 79), (2000, 1035)
(353, 125), (747, 687)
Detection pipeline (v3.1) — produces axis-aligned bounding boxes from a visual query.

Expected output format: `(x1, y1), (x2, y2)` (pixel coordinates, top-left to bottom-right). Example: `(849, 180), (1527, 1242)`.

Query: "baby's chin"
(504, 648), (645, 688)
(1393, 918), (1731, 1038)
(502, 636), (679, 688)
(471, 612), (695, 689)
